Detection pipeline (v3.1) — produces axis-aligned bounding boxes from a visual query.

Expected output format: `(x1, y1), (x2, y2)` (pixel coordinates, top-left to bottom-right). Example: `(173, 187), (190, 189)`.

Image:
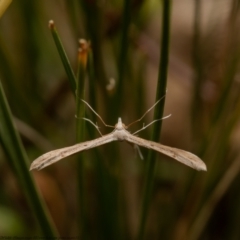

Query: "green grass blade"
(49, 20), (76, 96)
(116, 0), (131, 105)
(137, 0), (171, 239)
(76, 40), (88, 238)
(0, 80), (57, 237)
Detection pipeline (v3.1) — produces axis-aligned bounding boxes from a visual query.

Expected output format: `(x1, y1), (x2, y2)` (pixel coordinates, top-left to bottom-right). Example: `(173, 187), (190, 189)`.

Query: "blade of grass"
(76, 39), (88, 238)
(48, 20), (76, 96)
(115, 0), (131, 108)
(0, 80), (58, 237)
(137, 0), (171, 239)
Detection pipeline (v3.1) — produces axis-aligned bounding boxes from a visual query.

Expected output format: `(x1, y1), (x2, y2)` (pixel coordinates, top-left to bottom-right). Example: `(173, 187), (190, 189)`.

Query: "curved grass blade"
(0, 80), (58, 237)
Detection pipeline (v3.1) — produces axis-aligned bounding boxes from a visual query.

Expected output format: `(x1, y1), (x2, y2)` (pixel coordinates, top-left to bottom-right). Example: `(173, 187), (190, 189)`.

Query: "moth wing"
(125, 134), (207, 171)
(30, 133), (116, 171)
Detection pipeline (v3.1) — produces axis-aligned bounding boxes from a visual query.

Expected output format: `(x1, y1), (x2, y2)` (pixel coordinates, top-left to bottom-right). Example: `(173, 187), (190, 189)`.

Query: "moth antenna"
(81, 99), (114, 128)
(127, 95), (166, 128)
(133, 114), (171, 135)
(82, 117), (103, 136)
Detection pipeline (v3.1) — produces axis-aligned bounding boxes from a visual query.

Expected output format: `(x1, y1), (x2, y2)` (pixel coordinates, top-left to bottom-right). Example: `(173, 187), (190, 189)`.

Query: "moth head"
(115, 117), (126, 130)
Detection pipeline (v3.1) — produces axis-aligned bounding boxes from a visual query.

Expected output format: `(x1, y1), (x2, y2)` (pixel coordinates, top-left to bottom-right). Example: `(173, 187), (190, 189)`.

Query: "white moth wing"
(124, 133), (207, 171)
(30, 133), (116, 171)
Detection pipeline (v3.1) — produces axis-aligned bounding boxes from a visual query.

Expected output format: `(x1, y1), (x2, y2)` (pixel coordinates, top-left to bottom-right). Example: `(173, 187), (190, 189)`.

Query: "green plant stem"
(116, 0), (131, 107)
(76, 48), (87, 239)
(137, 1), (171, 239)
(49, 20), (76, 96)
(0, 80), (57, 237)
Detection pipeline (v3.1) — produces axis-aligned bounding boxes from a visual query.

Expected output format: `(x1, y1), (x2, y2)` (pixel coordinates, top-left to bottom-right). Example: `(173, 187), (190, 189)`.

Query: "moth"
(30, 100), (207, 171)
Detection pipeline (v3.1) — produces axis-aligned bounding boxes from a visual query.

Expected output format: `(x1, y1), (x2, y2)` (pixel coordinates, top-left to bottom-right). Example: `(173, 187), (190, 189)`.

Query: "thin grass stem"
(137, 0), (171, 239)
(76, 40), (89, 238)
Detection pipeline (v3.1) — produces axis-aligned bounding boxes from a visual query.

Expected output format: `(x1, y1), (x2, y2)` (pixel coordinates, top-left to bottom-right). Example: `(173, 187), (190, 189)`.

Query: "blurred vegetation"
(1, 0), (240, 239)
